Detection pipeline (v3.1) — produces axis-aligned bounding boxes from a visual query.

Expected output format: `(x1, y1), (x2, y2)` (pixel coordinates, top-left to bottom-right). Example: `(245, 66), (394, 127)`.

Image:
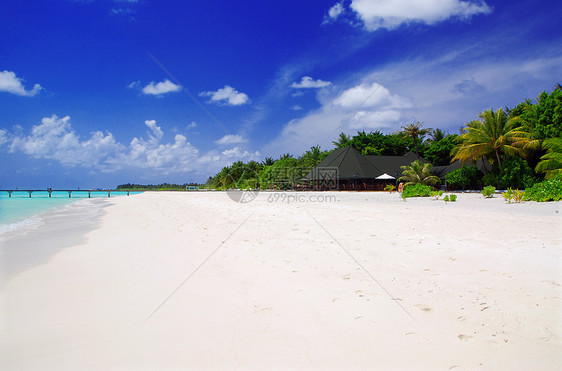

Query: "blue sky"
(1, 0), (561, 188)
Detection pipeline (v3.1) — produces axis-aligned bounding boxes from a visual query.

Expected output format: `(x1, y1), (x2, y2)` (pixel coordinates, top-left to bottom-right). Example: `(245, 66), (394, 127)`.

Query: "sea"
(0, 190), (143, 280)
(0, 190), (142, 234)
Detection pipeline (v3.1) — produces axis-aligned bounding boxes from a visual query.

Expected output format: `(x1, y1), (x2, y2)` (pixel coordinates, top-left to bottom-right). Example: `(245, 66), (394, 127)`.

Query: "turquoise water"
(0, 191), (142, 227)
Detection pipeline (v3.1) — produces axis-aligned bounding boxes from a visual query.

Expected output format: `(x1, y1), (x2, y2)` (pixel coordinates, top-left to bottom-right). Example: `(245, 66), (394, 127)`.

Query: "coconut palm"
(397, 122), (431, 160)
(332, 132), (351, 149)
(398, 160), (441, 187)
(451, 108), (533, 172)
(428, 128), (445, 142)
(535, 138), (562, 179)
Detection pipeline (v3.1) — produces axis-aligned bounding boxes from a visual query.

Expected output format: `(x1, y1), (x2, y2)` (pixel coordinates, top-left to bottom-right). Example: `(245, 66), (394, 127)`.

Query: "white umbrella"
(375, 173), (395, 180)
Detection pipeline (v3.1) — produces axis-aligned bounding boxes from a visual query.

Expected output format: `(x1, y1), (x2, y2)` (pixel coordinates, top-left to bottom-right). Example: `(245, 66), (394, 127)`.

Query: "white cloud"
(144, 119), (163, 141)
(186, 121), (197, 129)
(0, 70), (42, 97)
(215, 134), (247, 145)
(291, 105), (303, 111)
(349, 0), (491, 31)
(291, 76), (332, 89)
(328, 2), (344, 19)
(127, 80), (140, 89)
(265, 81), (412, 156)
(200, 85), (249, 106)
(323, 2), (345, 24)
(141, 79), (181, 96)
(9, 115), (122, 168)
(0, 129), (8, 146)
(3, 116), (262, 178)
(221, 146), (261, 161)
(333, 82), (412, 109)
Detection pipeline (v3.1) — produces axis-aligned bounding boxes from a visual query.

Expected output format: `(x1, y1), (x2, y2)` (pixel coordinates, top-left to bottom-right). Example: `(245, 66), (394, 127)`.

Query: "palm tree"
(555, 83), (562, 91)
(332, 132), (351, 149)
(535, 138), (562, 179)
(298, 145), (324, 170)
(397, 122), (431, 160)
(451, 108), (533, 172)
(398, 160), (441, 187)
(262, 157), (275, 166)
(428, 128), (445, 142)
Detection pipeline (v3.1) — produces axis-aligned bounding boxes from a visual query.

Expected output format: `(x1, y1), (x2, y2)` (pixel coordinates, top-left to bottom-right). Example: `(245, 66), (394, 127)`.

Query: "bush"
(524, 174), (562, 202)
(450, 194), (457, 202)
(445, 166), (482, 190)
(402, 183), (433, 198)
(482, 185), (496, 198)
(484, 157), (540, 189)
(384, 184), (396, 193)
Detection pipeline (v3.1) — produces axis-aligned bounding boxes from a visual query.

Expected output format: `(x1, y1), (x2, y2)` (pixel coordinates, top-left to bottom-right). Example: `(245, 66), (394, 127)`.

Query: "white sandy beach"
(1, 191), (561, 370)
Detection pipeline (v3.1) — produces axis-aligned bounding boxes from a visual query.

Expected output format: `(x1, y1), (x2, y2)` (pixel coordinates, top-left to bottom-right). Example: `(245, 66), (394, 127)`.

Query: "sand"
(1, 191), (561, 370)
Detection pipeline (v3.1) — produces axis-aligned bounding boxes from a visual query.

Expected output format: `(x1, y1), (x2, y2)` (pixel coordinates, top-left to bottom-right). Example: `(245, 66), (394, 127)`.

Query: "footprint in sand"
(458, 334), (473, 341)
(416, 304), (433, 312)
(405, 332), (430, 344)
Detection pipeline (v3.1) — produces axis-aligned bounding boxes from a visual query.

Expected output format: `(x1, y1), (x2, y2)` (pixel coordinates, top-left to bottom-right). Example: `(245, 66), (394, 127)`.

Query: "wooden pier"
(0, 190), (137, 198)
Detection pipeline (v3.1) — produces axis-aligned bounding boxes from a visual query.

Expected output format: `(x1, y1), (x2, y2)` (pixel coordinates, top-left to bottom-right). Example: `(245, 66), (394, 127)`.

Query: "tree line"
(207, 85), (562, 191)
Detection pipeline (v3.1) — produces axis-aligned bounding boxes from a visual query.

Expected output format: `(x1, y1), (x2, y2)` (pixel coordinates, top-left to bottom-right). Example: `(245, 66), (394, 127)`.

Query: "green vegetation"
(399, 160), (440, 187)
(402, 183), (433, 198)
(482, 185), (496, 198)
(443, 194), (457, 202)
(445, 166), (482, 190)
(524, 174), (562, 202)
(205, 86), (561, 200)
(384, 184), (396, 193)
(535, 138), (562, 179)
(396, 121), (431, 160)
(430, 190), (444, 199)
(116, 183), (202, 191)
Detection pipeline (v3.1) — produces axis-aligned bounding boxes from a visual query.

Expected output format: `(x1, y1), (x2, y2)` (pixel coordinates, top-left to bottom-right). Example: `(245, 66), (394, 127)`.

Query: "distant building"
(302, 146), (487, 191)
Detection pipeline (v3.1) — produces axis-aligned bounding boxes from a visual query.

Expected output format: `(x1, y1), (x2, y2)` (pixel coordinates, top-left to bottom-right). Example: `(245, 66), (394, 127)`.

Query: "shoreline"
(0, 198), (112, 283)
(1, 192), (560, 370)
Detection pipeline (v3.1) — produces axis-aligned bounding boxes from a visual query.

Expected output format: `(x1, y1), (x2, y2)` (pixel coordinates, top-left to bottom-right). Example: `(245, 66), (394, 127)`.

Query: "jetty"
(0, 190), (138, 198)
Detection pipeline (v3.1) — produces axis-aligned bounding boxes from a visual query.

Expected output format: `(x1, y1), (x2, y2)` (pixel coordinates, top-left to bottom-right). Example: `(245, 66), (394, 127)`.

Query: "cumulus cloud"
(3, 115), (261, 177)
(221, 146), (261, 161)
(349, 0), (491, 31)
(141, 79), (181, 96)
(0, 70), (42, 97)
(291, 76), (332, 89)
(265, 81), (412, 156)
(9, 115), (122, 168)
(215, 134), (247, 145)
(200, 85), (249, 106)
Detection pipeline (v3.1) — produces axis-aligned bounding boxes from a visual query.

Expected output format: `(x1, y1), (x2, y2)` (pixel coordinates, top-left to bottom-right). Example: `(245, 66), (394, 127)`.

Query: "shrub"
(430, 190), (444, 199)
(524, 174), (562, 202)
(445, 166), (482, 190)
(384, 184), (396, 193)
(450, 194), (457, 202)
(482, 185), (496, 198)
(402, 183), (433, 198)
(484, 157), (541, 189)
(443, 195), (450, 202)
(513, 189), (525, 203)
(502, 188), (514, 203)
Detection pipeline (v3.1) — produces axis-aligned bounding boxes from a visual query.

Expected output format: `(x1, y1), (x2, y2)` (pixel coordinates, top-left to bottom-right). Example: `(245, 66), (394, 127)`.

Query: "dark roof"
(364, 152), (429, 178)
(303, 147), (477, 181)
(433, 158), (491, 179)
(302, 147), (383, 180)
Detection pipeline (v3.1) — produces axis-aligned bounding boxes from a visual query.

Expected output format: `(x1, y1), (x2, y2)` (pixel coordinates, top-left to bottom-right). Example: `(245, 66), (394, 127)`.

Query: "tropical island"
(205, 86), (562, 201)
